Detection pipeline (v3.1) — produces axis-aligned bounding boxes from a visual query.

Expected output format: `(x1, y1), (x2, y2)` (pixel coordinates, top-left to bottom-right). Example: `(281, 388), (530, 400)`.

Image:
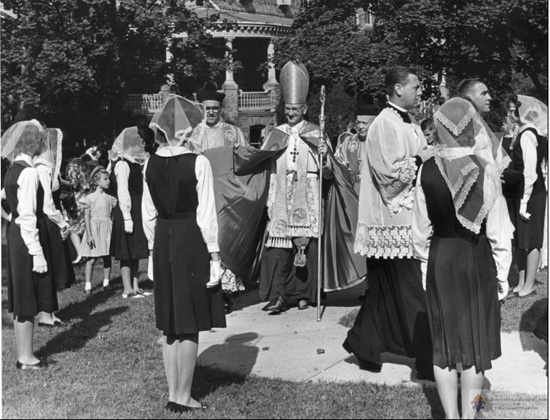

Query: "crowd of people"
(2, 62), (547, 417)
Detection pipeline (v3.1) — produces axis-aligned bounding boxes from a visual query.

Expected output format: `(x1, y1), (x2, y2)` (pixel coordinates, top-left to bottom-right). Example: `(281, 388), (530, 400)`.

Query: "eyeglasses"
(205, 106), (221, 112)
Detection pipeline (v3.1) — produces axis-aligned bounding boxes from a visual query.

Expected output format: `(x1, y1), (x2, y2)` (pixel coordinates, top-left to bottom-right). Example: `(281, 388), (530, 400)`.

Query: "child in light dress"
(79, 167), (117, 294)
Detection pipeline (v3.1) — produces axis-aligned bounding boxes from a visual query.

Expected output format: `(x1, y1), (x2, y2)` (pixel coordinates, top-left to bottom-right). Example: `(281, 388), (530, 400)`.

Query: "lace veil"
(518, 95), (548, 137)
(433, 97), (510, 233)
(35, 128), (64, 191)
(1, 120), (44, 161)
(109, 127), (148, 164)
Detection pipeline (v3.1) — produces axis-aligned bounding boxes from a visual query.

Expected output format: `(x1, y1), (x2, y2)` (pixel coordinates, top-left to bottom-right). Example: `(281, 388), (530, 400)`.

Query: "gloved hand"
(124, 219), (134, 234)
(519, 201), (531, 221)
(148, 254), (154, 281)
(498, 280), (510, 301)
(206, 260), (222, 288)
(33, 254), (48, 273)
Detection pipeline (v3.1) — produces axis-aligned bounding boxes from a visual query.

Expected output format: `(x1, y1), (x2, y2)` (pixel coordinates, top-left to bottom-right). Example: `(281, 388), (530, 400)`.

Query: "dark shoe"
(16, 360), (48, 370)
(167, 402), (207, 413)
(262, 300), (276, 311)
(267, 297), (288, 314)
(298, 299), (310, 310)
(358, 293), (366, 301)
(84, 289), (91, 295)
(38, 320), (66, 328)
(415, 369), (435, 382)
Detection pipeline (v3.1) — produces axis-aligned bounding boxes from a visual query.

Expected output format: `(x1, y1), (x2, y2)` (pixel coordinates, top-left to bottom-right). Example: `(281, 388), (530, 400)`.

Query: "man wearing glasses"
(188, 81), (248, 152)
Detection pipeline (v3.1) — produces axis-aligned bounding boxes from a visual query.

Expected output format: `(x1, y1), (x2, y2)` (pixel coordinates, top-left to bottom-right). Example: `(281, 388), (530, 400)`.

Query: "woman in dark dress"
(504, 95), (547, 297)
(33, 128), (75, 326)
(412, 98), (513, 418)
(108, 127), (150, 298)
(2, 120), (58, 369)
(143, 123), (225, 413)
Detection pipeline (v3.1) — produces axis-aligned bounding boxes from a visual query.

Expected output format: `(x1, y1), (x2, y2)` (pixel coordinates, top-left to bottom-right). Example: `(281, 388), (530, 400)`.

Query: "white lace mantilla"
(354, 223), (413, 259)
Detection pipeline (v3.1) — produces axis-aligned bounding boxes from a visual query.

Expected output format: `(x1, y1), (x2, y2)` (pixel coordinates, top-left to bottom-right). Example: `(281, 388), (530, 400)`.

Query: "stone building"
(125, 0), (301, 146)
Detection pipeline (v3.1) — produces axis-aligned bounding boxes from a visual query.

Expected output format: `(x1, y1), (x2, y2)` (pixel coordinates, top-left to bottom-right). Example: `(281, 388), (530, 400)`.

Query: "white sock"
(85, 282), (92, 291)
(103, 279), (110, 287)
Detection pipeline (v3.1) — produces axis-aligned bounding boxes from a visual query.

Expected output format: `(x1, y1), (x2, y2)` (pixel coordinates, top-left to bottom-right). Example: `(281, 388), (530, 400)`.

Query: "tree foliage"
(273, 0), (547, 134)
(1, 0), (228, 145)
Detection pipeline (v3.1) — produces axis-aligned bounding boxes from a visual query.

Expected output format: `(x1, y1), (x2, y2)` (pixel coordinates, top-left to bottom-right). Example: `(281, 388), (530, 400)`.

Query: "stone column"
(222, 37), (239, 125)
(263, 38), (280, 112)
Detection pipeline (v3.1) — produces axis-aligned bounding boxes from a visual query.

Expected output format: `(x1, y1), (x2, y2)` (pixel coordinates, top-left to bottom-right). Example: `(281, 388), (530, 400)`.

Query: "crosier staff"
(317, 85), (326, 322)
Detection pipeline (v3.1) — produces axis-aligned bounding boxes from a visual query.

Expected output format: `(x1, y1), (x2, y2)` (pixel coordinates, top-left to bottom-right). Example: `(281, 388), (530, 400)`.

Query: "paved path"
(197, 283), (548, 395)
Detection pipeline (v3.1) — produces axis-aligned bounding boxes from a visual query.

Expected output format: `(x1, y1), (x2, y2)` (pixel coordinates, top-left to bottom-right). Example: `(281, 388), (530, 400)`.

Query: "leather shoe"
(166, 402), (207, 413)
(266, 297), (288, 314)
(16, 360), (48, 370)
(262, 300), (276, 311)
(38, 320), (65, 328)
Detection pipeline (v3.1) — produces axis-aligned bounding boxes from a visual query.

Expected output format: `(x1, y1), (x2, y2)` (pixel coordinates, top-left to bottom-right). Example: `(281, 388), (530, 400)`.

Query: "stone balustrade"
(238, 91), (272, 111)
(123, 94), (164, 114)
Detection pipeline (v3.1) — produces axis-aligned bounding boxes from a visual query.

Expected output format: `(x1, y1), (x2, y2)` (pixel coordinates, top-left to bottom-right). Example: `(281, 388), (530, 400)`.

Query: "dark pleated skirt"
(510, 182), (546, 249)
(259, 239), (318, 306)
(110, 194), (148, 261)
(45, 218), (76, 290)
(345, 257), (432, 368)
(426, 235), (501, 372)
(153, 218), (226, 336)
(6, 218), (59, 317)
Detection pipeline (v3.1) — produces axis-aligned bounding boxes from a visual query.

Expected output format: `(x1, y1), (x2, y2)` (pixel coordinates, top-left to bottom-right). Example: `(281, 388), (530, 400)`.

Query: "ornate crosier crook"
(317, 85), (326, 322)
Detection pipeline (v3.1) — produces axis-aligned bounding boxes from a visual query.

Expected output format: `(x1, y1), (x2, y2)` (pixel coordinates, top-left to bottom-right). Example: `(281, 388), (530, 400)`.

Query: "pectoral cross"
(290, 145), (299, 163)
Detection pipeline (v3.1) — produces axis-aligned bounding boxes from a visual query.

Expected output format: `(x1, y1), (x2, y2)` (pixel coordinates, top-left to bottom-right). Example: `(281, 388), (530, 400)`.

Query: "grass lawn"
(2, 258), (548, 419)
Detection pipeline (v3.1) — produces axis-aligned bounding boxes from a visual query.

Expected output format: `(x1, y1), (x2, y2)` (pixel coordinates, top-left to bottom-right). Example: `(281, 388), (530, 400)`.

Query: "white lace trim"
(354, 223), (413, 258)
(435, 105), (476, 136)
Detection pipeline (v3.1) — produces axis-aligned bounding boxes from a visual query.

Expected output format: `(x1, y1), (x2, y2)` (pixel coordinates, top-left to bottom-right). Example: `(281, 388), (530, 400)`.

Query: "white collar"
(203, 121), (224, 130)
(33, 157), (54, 168)
(387, 101), (408, 113)
(14, 154), (35, 167)
(155, 146), (194, 157)
(438, 146), (475, 159)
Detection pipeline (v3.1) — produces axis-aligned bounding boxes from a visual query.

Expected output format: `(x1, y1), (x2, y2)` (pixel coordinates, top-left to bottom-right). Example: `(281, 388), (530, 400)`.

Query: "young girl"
(79, 167), (117, 294)
(65, 158), (89, 263)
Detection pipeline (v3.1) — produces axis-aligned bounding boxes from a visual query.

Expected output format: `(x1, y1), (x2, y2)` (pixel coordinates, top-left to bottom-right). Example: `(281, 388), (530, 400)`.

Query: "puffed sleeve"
(36, 164), (68, 230)
(16, 167), (44, 256)
(411, 165), (432, 289)
(366, 120), (423, 215)
(520, 130), (538, 205)
(195, 155), (220, 253)
(79, 194), (91, 210)
(485, 195), (514, 283)
(141, 159), (157, 251)
(114, 160), (132, 220)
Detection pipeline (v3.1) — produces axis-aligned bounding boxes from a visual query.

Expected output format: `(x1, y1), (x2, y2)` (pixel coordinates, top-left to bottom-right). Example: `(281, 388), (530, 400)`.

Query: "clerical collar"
(385, 101), (411, 124)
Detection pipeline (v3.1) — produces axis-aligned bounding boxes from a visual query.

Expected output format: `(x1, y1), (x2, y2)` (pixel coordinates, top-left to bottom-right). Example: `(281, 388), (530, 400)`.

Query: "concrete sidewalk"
(197, 284), (548, 395)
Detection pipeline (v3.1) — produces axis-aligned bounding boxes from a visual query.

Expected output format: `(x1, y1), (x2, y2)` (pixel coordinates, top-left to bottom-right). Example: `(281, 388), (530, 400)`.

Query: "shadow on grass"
(196, 332), (260, 399)
(420, 385), (446, 418)
(34, 286), (129, 359)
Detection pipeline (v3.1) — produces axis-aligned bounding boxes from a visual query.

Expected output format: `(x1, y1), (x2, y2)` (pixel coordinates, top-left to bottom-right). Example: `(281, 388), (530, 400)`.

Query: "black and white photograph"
(1, 0), (548, 418)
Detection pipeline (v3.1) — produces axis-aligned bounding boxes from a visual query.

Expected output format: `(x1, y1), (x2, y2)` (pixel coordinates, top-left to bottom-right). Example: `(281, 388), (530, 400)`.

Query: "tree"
(1, 0), (228, 146)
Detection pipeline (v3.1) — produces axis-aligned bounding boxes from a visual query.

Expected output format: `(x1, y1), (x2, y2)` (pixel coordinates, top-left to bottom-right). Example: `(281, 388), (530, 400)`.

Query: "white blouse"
(412, 165), (513, 286)
(34, 157), (68, 230)
(13, 154), (44, 256)
(518, 129), (538, 204)
(142, 147), (220, 253)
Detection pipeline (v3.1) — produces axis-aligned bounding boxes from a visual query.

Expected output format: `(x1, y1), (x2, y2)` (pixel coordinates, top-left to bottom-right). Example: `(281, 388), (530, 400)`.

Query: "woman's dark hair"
(506, 95), (521, 119)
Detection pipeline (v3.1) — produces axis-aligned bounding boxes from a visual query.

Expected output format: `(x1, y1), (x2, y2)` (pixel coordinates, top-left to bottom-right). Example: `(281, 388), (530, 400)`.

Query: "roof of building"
(194, 7), (293, 26)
